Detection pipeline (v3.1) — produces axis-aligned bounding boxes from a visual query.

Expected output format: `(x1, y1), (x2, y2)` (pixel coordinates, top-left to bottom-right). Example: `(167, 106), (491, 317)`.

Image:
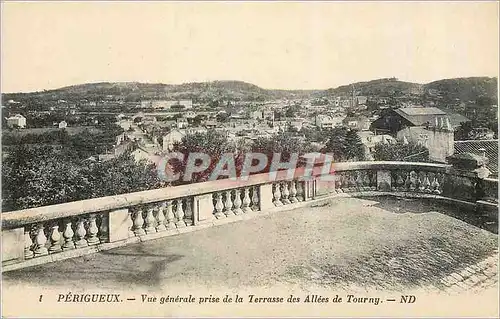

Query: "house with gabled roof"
(370, 107), (470, 135)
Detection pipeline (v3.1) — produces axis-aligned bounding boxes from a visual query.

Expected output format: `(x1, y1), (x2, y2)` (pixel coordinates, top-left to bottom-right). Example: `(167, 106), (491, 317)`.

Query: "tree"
(172, 130), (235, 183)
(322, 127), (365, 162)
(2, 146), (161, 212)
(454, 121), (474, 141)
(372, 140), (430, 162)
(171, 104), (186, 111)
(285, 106), (299, 118)
(251, 131), (315, 173)
(216, 112), (230, 123)
(2, 145), (93, 211)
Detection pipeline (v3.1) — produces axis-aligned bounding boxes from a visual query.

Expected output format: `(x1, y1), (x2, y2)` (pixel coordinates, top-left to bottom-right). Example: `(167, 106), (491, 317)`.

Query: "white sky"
(1, 1), (499, 92)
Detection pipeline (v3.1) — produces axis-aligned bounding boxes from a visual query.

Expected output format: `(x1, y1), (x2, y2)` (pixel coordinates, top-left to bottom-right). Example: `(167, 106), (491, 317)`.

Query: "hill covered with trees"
(3, 77), (496, 108)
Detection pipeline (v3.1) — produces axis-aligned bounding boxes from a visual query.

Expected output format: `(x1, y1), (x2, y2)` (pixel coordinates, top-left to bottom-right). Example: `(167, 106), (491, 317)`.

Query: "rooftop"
(398, 107), (446, 116)
(394, 107), (469, 127)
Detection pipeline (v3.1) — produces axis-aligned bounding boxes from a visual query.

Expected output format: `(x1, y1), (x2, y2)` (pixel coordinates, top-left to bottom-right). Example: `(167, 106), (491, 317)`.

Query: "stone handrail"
(2, 161), (497, 270)
(1, 161), (454, 230)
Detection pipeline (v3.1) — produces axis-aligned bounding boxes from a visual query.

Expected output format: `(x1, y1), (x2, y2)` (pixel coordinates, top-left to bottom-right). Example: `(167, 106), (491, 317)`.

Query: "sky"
(1, 1), (499, 93)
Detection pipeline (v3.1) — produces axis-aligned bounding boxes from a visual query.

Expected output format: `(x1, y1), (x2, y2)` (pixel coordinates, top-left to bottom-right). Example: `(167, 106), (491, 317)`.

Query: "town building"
(357, 131), (396, 160)
(370, 107), (469, 135)
(342, 115), (371, 131)
(248, 110), (264, 120)
(204, 120), (218, 129)
(176, 117), (189, 129)
(315, 115), (336, 129)
(162, 129), (187, 151)
(396, 117), (454, 163)
(130, 144), (162, 164)
(184, 111), (197, 119)
(58, 121), (68, 129)
(6, 114), (26, 128)
(141, 100), (193, 110)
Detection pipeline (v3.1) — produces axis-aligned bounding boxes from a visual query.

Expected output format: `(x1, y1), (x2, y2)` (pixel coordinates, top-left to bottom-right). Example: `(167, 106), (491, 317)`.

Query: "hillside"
(3, 81), (318, 102)
(423, 77), (498, 102)
(2, 77), (497, 104)
(325, 78), (424, 97)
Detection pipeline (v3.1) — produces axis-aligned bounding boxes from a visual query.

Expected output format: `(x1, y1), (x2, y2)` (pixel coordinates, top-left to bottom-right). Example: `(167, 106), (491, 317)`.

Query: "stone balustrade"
(2, 161), (498, 270)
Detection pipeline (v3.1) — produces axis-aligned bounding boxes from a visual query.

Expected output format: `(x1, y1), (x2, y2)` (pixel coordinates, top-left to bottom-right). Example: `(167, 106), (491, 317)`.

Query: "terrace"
(2, 159), (498, 313)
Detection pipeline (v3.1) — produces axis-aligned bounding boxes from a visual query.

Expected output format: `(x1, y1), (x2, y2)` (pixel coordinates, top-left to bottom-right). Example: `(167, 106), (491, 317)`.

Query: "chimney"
(478, 148), (487, 158)
(439, 117), (445, 129)
(402, 135), (409, 145)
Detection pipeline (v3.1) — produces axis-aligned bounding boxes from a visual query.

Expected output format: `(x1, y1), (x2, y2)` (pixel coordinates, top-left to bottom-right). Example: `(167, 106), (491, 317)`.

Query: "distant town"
(2, 77), (498, 211)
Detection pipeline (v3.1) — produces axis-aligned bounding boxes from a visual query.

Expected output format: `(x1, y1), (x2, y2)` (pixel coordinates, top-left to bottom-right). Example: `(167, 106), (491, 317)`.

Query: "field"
(2, 126), (102, 136)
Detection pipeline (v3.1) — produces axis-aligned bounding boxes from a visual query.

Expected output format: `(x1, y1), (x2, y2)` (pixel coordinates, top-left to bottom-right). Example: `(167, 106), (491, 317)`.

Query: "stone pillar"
(377, 170), (392, 191)
(193, 193), (214, 225)
(2, 227), (24, 265)
(445, 152), (487, 202)
(259, 184), (275, 211)
(108, 208), (132, 242)
(302, 180), (316, 201)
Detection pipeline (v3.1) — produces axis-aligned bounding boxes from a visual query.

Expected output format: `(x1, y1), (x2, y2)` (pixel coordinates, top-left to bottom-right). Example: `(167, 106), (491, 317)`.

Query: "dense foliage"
(2, 145), (161, 212)
(322, 127), (365, 161)
(171, 130), (237, 183)
(2, 125), (123, 158)
(372, 141), (430, 162)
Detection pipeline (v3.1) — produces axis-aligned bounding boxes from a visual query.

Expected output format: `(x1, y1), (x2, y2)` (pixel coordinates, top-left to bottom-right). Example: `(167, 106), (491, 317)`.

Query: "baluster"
(273, 183), (283, 206)
(362, 171), (370, 191)
(34, 223), (49, 256)
(62, 220), (76, 250)
(391, 172), (398, 191)
(233, 189), (243, 215)
(348, 172), (357, 190)
(24, 227), (34, 259)
(175, 198), (186, 227)
(165, 200), (177, 229)
(432, 174), (442, 194)
(98, 213), (108, 243)
(133, 207), (146, 236)
(156, 202), (167, 231)
(242, 188), (252, 213)
(370, 171), (377, 190)
(224, 190), (234, 216)
(214, 193), (225, 218)
(355, 172), (364, 190)
(144, 206), (157, 234)
(48, 223), (63, 253)
(289, 181), (298, 203)
(74, 217), (88, 248)
(405, 171), (412, 191)
(343, 173), (350, 191)
(394, 171), (403, 191)
(408, 171), (417, 191)
(423, 173), (432, 193)
(86, 214), (100, 245)
(184, 197), (193, 226)
(127, 210), (135, 237)
(417, 172), (425, 192)
(251, 187), (260, 210)
(282, 182), (291, 204)
(296, 182), (304, 201)
(341, 173), (349, 191)
(335, 174), (343, 193)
